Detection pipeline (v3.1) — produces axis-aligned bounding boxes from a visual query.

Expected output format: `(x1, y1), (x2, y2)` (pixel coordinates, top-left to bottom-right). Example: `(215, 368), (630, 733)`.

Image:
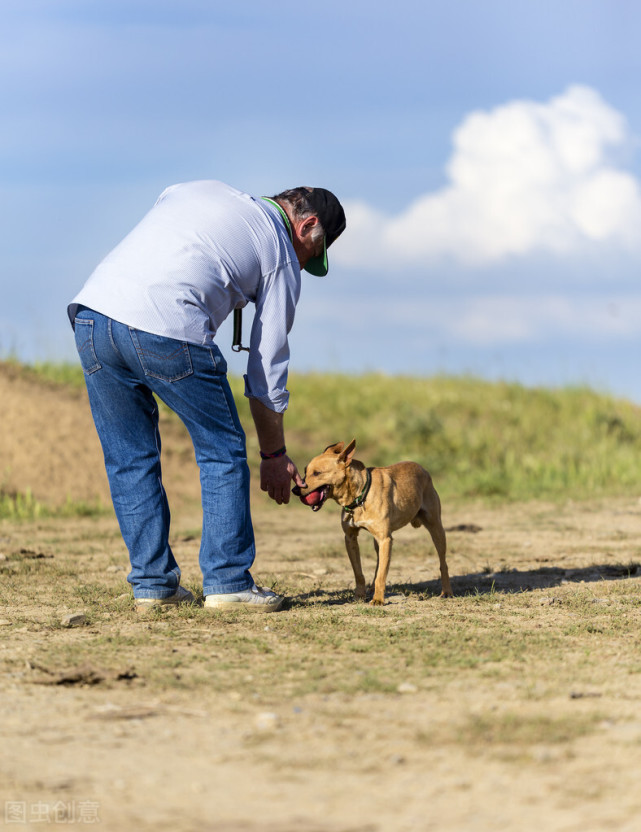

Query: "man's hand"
(260, 455), (306, 505)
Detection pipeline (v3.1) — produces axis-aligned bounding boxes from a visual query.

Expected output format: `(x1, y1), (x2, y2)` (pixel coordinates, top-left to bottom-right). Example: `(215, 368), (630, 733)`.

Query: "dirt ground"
(2, 365), (641, 831)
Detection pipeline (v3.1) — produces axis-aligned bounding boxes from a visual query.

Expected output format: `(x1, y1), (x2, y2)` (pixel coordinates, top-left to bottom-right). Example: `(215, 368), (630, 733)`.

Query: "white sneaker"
(135, 586), (195, 611)
(204, 584), (284, 612)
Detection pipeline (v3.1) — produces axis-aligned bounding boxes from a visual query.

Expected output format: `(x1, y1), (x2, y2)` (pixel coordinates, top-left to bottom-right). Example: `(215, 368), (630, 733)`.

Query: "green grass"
(243, 372), (641, 501)
(0, 488), (108, 521)
(17, 360), (641, 502)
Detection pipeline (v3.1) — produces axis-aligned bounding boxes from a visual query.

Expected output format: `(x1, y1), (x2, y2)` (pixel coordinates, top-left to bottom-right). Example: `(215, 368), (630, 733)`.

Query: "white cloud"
(445, 295), (641, 345)
(294, 291), (641, 348)
(336, 86), (641, 268)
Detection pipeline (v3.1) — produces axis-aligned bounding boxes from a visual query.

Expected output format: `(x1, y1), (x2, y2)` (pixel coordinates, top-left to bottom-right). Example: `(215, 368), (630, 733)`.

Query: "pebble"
(105, 565), (125, 573)
(61, 612), (87, 628)
(254, 711), (280, 731)
(0, 619), (11, 626)
(397, 682), (418, 694)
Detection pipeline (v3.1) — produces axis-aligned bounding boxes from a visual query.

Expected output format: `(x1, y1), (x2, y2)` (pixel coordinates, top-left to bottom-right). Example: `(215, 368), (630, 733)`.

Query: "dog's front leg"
(343, 526), (367, 601)
(371, 536), (392, 606)
(367, 539), (380, 596)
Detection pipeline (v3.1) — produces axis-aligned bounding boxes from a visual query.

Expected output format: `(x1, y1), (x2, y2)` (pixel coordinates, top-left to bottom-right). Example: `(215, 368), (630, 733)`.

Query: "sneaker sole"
(204, 598), (284, 612)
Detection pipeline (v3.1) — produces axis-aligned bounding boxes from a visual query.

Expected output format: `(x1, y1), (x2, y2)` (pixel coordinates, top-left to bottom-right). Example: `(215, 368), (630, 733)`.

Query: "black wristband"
(260, 446), (287, 460)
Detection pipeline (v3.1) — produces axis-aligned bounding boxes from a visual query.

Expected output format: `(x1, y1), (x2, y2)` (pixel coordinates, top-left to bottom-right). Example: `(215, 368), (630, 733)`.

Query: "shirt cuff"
(243, 374), (290, 413)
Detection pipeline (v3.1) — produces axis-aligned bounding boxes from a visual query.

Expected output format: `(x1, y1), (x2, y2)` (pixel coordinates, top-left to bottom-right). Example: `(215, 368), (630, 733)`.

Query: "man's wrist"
(259, 446), (287, 460)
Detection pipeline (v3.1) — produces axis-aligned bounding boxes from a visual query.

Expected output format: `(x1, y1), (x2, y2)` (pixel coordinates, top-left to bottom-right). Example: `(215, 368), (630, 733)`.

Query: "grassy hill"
(20, 361), (641, 504)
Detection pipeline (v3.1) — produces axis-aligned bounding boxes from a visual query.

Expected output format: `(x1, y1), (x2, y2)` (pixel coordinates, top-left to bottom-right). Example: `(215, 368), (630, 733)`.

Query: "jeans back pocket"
(129, 329), (193, 382)
(74, 318), (101, 375)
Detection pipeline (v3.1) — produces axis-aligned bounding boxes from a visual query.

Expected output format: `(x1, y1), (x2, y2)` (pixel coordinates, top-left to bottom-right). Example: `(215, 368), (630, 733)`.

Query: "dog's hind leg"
(343, 525), (367, 601)
(417, 507), (453, 598)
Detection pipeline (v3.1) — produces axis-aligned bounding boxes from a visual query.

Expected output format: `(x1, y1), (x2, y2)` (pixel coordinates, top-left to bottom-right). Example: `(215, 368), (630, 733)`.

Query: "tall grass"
(21, 362), (641, 502)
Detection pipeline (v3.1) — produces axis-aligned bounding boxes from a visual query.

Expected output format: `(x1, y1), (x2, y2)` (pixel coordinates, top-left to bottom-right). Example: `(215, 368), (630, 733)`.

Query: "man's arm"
(249, 398), (306, 504)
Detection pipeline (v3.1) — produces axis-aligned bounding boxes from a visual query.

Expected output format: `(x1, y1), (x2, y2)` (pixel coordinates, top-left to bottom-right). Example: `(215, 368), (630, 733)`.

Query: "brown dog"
(293, 440), (452, 605)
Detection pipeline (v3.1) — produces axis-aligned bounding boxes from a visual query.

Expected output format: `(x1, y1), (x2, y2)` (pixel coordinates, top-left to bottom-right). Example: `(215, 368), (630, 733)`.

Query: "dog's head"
(292, 440), (356, 511)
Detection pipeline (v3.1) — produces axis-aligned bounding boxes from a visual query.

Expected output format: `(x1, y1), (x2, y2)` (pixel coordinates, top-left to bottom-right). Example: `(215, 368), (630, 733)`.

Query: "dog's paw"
(369, 598), (385, 606)
(439, 590), (454, 599)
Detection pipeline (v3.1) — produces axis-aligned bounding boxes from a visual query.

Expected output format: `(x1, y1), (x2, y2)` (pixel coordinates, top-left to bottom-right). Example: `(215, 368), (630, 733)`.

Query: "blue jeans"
(73, 308), (255, 599)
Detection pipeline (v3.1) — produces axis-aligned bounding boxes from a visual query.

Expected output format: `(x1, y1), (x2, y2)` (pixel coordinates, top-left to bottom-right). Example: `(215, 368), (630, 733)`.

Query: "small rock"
(105, 565), (125, 573)
(397, 682), (418, 694)
(61, 613), (87, 628)
(0, 619), (11, 626)
(254, 711), (280, 731)
(0, 553), (7, 561)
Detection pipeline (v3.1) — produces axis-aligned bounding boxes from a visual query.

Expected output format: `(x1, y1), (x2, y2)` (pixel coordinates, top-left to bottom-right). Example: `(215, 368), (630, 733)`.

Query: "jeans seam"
(107, 318), (123, 360)
(214, 374), (247, 447)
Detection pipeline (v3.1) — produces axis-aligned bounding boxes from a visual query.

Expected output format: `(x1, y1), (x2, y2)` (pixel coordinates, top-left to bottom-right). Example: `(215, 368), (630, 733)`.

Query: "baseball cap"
(303, 188), (347, 276)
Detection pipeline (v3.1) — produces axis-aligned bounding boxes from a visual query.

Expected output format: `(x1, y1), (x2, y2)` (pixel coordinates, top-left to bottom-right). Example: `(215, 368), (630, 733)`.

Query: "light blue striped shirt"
(68, 180), (301, 412)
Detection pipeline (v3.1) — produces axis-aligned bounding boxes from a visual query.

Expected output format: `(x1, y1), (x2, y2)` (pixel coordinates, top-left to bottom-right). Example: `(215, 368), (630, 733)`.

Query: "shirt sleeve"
(243, 262), (301, 413)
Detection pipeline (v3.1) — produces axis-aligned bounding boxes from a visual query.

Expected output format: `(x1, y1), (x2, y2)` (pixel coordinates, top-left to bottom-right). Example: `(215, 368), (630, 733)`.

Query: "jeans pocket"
(74, 318), (101, 375)
(129, 329), (193, 382)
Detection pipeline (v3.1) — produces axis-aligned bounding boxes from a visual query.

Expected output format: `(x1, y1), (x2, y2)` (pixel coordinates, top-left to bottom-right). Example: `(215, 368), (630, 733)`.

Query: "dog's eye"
(312, 471), (321, 477)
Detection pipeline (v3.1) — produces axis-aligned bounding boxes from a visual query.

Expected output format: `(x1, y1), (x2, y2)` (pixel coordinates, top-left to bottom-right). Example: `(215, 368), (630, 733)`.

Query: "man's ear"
(298, 215), (319, 238)
(338, 439), (356, 464)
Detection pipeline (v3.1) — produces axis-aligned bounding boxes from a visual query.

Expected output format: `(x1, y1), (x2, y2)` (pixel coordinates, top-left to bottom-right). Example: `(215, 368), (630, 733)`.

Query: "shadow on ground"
(289, 562), (641, 606)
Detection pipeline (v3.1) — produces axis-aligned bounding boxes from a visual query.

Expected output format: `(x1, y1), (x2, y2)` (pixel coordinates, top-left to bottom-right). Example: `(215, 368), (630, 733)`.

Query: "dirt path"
(2, 494), (641, 831)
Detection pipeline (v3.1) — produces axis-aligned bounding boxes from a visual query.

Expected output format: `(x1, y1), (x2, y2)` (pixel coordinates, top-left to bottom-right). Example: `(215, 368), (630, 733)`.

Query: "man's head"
(272, 187), (346, 276)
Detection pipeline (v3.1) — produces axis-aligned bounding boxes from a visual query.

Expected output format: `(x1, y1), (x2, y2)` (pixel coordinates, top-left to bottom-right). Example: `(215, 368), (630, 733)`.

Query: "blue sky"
(3, 0), (641, 401)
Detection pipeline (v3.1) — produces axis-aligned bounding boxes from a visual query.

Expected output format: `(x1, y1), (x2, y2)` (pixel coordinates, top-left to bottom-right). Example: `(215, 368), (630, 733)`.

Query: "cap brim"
(303, 237), (328, 276)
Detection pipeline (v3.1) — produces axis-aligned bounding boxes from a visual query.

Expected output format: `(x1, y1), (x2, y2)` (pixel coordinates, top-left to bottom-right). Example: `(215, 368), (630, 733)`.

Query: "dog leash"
(343, 468), (373, 514)
(232, 197), (295, 354)
(232, 308), (249, 353)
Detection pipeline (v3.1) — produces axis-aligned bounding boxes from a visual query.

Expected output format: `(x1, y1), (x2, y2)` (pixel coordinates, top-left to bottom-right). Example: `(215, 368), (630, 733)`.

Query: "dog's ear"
(324, 442), (344, 455)
(338, 439), (356, 465)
